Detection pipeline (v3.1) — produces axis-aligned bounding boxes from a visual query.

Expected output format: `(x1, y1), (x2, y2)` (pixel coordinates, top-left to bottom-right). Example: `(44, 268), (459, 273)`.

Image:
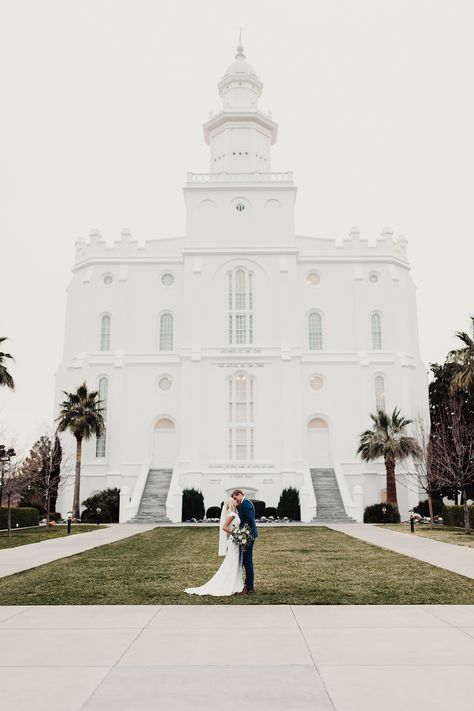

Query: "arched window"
(371, 313), (382, 350)
(100, 315), (111, 351)
(308, 312), (323, 350)
(160, 313), (173, 351)
(228, 373), (254, 461)
(375, 375), (385, 411)
(228, 268), (254, 345)
(96, 376), (108, 458)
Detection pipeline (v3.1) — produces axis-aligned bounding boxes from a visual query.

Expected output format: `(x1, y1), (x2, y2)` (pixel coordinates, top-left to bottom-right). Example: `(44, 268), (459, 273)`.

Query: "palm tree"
(357, 408), (422, 509)
(448, 317), (474, 396)
(0, 337), (15, 390)
(56, 382), (105, 519)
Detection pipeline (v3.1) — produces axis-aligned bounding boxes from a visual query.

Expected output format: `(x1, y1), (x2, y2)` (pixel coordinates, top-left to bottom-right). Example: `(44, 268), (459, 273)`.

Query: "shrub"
(81, 488), (120, 523)
(264, 506), (278, 518)
(442, 505), (474, 528)
(0, 507), (40, 529)
(48, 512), (62, 522)
(413, 498), (444, 518)
(364, 503), (400, 524)
(250, 500), (266, 519)
(20, 500), (46, 516)
(206, 506), (221, 519)
(182, 488), (205, 521)
(277, 487), (301, 520)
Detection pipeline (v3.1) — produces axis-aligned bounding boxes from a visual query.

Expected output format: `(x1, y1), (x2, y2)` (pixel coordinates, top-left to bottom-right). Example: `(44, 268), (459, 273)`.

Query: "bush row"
(185, 487), (301, 522)
(441, 505), (474, 528)
(0, 507), (40, 529)
(364, 503), (400, 524)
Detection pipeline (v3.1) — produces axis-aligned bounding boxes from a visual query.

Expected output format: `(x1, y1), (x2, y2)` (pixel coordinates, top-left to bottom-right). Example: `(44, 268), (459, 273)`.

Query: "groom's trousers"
(242, 542), (255, 590)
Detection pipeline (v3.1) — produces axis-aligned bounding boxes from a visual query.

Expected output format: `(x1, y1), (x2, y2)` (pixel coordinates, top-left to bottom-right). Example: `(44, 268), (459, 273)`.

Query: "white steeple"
(203, 38), (278, 173)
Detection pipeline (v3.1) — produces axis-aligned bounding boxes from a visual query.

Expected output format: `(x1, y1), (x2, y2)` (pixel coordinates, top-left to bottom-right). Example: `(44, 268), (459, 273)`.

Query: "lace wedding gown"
(185, 512), (244, 596)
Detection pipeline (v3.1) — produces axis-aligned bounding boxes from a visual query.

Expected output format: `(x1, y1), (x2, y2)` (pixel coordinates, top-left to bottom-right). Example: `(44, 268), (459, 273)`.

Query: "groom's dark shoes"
(240, 587), (255, 595)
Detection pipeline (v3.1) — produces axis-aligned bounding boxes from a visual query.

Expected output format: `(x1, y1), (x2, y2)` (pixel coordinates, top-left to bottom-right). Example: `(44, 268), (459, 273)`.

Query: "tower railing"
(186, 171), (293, 183)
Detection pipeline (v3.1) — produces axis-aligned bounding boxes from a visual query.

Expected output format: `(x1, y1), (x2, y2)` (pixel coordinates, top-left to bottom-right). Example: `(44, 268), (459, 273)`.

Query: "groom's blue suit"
(239, 498), (258, 590)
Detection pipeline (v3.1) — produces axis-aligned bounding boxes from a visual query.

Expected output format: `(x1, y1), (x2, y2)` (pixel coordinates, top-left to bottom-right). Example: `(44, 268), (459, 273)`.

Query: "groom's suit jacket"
(239, 498), (258, 539)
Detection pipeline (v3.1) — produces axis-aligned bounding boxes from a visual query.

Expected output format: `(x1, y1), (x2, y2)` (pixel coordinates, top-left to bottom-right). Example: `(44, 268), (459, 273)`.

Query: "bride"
(185, 497), (244, 596)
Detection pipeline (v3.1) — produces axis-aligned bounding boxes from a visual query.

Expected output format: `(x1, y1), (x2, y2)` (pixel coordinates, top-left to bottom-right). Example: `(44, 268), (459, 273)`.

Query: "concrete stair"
(310, 468), (356, 523)
(129, 469), (173, 523)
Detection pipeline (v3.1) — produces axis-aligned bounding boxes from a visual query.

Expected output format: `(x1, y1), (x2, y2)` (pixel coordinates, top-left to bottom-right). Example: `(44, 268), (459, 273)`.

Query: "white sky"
(1, 0), (473, 448)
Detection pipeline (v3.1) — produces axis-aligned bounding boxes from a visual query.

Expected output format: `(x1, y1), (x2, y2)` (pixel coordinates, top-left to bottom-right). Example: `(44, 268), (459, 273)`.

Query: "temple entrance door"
(152, 418), (176, 468)
(307, 417), (331, 468)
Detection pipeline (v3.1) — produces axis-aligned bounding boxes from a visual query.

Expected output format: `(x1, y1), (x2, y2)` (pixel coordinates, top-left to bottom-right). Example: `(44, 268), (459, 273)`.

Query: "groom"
(232, 489), (258, 594)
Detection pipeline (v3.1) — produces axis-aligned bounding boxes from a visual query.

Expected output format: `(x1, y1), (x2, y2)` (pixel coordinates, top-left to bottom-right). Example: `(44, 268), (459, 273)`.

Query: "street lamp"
(67, 511), (72, 535)
(0, 445), (16, 507)
(381, 505), (387, 524)
(96, 507), (102, 525)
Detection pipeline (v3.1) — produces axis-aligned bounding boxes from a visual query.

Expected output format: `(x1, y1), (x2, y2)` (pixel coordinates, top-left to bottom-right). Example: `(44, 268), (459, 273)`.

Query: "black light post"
(381, 505), (387, 524)
(96, 507), (102, 525)
(67, 511), (72, 534)
(409, 510), (415, 534)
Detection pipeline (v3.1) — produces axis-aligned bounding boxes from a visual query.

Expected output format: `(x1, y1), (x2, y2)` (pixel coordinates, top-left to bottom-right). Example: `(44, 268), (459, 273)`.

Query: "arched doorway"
(152, 418), (177, 468)
(307, 417), (331, 468)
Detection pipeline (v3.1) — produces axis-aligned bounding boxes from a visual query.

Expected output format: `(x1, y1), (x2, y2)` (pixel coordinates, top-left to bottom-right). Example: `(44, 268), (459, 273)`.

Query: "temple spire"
(236, 27), (245, 59)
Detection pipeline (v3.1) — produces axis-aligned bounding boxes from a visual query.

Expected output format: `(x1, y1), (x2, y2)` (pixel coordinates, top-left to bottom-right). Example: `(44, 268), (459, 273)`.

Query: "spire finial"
(235, 27), (245, 59)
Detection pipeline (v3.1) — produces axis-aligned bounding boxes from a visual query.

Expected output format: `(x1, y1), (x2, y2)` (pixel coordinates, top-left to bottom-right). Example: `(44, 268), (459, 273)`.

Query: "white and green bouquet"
(231, 524), (255, 551)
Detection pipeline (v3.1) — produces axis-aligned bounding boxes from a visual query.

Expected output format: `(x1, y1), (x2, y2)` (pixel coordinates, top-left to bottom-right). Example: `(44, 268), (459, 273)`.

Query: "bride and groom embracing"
(185, 489), (258, 597)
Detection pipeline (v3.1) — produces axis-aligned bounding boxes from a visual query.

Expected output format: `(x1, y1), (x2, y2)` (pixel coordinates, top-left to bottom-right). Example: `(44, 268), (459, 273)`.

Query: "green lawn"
(0, 524), (107, 550)
(1, 526), (474, 605)
(377, 523), (474, 549)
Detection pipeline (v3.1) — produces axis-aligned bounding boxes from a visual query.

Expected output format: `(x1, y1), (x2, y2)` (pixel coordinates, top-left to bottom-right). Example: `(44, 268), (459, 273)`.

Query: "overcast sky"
(1, 0), (473, 449)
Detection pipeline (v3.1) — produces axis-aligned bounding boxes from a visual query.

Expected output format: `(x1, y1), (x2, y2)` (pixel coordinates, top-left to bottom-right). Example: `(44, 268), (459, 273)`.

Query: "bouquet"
(231, 524), (254, 551)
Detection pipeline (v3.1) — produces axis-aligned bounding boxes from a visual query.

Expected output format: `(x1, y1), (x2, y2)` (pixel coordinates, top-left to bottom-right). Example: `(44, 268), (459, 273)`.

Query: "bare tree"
(430, 399), (474, 534)
(2, 457), (29, 537)
(411, 418), (440, 529)
(22, 434), (63, 526)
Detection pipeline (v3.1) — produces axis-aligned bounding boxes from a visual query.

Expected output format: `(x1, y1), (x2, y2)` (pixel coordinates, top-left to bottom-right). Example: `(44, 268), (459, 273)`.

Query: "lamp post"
(409, 510), (415, 534)
(96, 507), (102, 525)
(0, 445), (16, 507)
(67, 511), (72, 535)
(381, 505), (387, 524)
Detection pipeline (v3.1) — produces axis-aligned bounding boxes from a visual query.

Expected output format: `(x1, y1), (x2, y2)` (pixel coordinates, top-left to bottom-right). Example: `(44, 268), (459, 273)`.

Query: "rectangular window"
(229, 429), (233, 460)
(236, 428), (247, 460)
(228, 315), (233, 345)
(236, 314), (246, 344)
(250, 429), (254, 461)
(228, 273), (232, 310)
(249, 314), (253, 344)
(248, 273), (253, 310)
(95, 430), (106, 458)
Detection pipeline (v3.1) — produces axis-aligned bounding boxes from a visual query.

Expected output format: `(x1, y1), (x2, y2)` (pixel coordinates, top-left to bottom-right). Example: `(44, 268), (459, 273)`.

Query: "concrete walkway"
(0, 524), (157, 578)
(328, 523), (474, 579)
(2, 603), (474, 710)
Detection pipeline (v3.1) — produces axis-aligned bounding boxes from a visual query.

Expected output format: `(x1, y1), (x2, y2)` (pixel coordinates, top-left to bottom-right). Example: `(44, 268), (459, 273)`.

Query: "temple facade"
(55, 44), (428, 522)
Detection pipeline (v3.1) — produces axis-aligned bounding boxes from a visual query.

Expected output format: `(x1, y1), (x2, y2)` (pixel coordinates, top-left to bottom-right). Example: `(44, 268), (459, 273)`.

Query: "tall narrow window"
(228, 268), (254, 344)
(100, 315), (111, 351)
(372, 313), (382, 350)
(160, 313), (173, 351)
(96, 376), (108, 458)
(309, 312), (323, 350)
(228, 373), (254, 461)
(375, 375), (385, 411)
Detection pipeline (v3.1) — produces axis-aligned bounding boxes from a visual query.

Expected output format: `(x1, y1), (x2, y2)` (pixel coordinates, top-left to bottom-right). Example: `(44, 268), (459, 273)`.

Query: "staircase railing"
(120, 457), (150, 522)
(165, 461), (183, 522)
(300, 460), (316, 522)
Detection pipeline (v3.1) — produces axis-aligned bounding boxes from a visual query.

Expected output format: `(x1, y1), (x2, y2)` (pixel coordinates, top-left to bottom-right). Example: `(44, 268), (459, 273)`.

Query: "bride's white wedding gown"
(185, 512), (244, 597)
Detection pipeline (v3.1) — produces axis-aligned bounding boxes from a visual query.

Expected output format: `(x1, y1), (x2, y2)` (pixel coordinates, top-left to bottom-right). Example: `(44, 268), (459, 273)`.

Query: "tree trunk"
(7, 493), (12, 538)
(428, 493), (434, 530)
(72, 437), (82, 520)
(384, 455), (398, 509)
(462, 486), (471, 534)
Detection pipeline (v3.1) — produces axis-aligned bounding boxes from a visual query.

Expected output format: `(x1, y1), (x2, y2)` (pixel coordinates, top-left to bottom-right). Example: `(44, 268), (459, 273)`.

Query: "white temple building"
(55, 43), (428, 522)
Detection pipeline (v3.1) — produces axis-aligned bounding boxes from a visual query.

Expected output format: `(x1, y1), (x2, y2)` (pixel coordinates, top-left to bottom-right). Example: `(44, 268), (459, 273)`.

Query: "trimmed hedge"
(277, 487), (301, 520)
(0, 507), (40, 529)
(413, 498), (444, 518)
(264, 507), (278, 518)
(182, 488), (205, 521)
(364, 503), (400, 524)
(206, 506), (221, 519)
(81, 488), (120, 523)
(442, 505), (474, 528)
(250, 500), (266, 519)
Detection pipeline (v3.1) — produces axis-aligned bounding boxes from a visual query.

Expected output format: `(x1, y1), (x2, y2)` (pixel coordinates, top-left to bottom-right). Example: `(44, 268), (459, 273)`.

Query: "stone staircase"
(310, 468), (356, 523)
(129, 469), (173, 523)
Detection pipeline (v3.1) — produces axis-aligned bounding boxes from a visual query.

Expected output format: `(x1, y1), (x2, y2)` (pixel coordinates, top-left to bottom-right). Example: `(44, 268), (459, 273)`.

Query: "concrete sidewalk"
(328, 523), (474, 579)
(1, 603), (474, 711)
(0, 524), (157, 579)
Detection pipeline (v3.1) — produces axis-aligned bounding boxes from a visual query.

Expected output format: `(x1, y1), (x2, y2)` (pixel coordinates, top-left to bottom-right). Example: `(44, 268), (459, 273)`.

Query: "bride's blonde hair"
(223, 497), (235, 514)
